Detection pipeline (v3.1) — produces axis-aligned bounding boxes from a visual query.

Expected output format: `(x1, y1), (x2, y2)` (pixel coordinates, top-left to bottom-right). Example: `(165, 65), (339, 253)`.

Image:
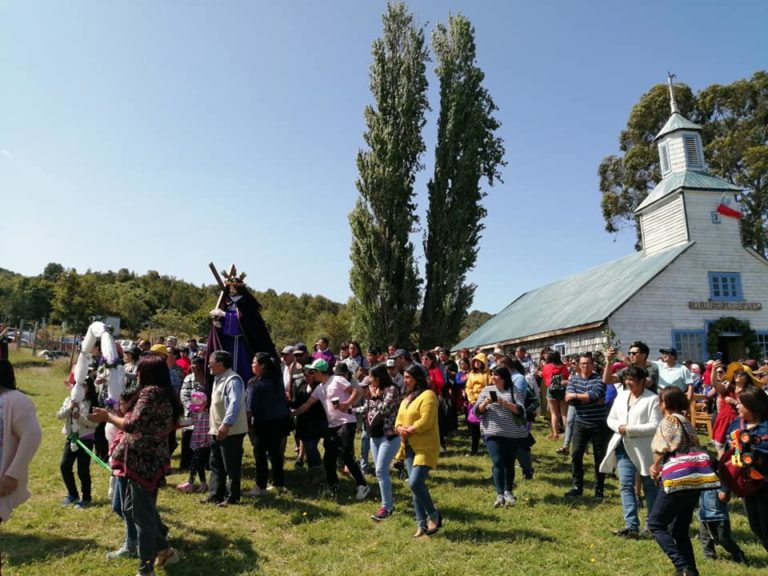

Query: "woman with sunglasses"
(711, 360), (756, 457)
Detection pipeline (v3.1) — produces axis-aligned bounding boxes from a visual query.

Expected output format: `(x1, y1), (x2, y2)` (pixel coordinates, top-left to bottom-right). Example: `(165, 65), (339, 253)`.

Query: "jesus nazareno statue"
(206, 264), (277, 385)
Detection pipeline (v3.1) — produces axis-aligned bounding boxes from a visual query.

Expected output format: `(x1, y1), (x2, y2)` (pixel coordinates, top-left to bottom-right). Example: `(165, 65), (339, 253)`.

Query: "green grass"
(1, 350), (765, 575)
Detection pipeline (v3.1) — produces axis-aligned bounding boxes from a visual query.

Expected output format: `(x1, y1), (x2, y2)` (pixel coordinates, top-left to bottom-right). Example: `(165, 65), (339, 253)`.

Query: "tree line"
(0, 263), (491, 349)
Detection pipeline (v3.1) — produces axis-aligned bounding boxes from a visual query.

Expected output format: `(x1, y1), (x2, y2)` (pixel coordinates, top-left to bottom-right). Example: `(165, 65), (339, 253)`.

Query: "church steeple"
(654, 73), (705, 176)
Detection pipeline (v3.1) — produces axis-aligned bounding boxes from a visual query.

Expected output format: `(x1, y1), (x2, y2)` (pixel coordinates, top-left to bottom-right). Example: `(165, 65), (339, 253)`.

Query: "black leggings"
(187, 446), (210, 484)
(60, 438), (93, 501)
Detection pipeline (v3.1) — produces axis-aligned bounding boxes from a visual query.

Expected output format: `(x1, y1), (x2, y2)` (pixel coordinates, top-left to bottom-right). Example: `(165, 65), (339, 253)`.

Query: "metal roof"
(655, 112), (702, 140)
(452, 243), (693, 351)
(635, 170), (741, 212)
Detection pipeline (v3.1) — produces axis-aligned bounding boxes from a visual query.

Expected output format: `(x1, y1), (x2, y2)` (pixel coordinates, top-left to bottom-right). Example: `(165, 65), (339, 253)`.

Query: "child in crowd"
(697, 488), (746, 564)
(106, 391), (138, 560)
(177, 391), (210, 493)
(57, 377), (99, 508)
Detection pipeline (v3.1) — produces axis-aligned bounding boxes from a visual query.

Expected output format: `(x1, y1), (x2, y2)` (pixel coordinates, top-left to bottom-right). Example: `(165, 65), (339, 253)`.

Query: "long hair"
(660, 386), (687, 414)
(253, 352), (284, 392)
(0, 359), (17, 390)
(405, 364), (430, 395)
(547, 350), (562, 365)
(136, 354), (183, 421)
(369, 362), (395, 390)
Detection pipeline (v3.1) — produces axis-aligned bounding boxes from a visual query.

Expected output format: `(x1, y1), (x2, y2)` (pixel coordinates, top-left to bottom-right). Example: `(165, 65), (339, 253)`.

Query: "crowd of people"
(3, 327), (768, 576)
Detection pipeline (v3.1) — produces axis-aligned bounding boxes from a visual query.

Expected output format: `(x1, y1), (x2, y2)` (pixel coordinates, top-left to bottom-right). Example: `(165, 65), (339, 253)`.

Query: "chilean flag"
(716, 194), (742, 219)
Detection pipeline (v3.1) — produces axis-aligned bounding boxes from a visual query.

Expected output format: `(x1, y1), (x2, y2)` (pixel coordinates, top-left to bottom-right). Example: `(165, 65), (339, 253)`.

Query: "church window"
(708, 272), (743, 302)
(672, 330), (705, 363)
(659, 142), (671, 175)
(684, 135), (701, 167)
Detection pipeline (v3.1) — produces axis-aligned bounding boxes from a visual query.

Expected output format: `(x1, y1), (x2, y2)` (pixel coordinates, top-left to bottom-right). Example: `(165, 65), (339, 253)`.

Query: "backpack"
(524, 385), (540, 422)
(717, 421), (768, 498)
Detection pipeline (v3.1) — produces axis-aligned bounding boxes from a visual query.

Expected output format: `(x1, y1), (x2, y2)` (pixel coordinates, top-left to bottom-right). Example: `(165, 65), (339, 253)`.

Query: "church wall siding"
(641, 195), (688, 256)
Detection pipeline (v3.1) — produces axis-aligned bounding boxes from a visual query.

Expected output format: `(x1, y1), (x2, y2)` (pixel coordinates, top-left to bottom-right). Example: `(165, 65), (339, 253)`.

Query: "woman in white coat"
(599, 365), (661, 538)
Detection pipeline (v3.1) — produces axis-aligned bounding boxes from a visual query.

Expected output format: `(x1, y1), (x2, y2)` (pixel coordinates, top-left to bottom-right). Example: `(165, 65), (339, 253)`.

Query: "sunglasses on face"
(628, 351), (639, 356)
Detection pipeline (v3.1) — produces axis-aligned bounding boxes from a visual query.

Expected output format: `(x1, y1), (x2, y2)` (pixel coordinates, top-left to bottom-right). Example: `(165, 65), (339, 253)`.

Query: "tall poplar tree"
(419, 14), (505, 349)
(349, 2), (429, 347)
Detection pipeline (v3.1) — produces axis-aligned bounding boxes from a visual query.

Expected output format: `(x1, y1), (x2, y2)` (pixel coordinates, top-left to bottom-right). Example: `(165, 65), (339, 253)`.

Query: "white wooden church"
(455, 78), (768, 364)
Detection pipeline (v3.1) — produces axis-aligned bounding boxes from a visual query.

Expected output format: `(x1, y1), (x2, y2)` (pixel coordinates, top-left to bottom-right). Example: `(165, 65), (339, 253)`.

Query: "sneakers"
(195, 482), (209, 493)
(74, 499), (91, 509)
(176, 481), (195, 493)
(503, 491), (517, 505)
(294, 459), (305, 469)
(612, 527), (639, 539)
(62, 495), (78, 506)
(371, 506), (392, 521)
(564, 487), (583, 498)
(555, 446), (569, 455)
(106, 544), (138, 560)
(493, 495), (505, 508)
(245, 487), (268, 497)
(155, 547), (180, 568)
(356, 484), (371, 501)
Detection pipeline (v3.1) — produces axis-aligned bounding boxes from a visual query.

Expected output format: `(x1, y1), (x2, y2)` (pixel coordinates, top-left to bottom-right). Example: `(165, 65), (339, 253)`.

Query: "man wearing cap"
(655, 348), (694, 402)
(388, 349), (410, 394)
(291, 359), (370, 500)
(280, 345), (296, 401)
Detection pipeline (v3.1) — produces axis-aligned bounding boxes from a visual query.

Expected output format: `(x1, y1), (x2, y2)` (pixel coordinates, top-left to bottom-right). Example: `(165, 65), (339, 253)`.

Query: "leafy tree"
(42, 262), (65, 283)
(599, 72), (767, 253)
(419, 14), (505, 349)
(50, 269), (101, 333)
(697, 71), (768, 254)
(349, 1), (429, 347)
(458, 309), (494, 342)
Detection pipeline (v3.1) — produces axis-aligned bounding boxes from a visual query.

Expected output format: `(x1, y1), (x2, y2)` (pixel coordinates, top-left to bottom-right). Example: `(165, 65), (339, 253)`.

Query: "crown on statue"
(222, 264), (247, 285)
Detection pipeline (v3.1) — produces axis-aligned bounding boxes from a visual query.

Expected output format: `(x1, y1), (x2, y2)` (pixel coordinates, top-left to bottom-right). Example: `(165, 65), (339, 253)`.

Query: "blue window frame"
(672, 329), (705, 363)
(757, 331), (768, 361)
(708, 272), (743, 301)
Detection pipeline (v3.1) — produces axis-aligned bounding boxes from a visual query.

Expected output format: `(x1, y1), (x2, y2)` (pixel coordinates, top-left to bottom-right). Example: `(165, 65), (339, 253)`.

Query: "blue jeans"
(615, 443), (657, 530)
(647, 488), (699, 573)
(485, 436), (526, 494)
(562, 405), (576, 448)
(370, 435), (401, 511)
(112, 475), (137, 548)
(360, 428), (371, 471)
(405, 446), (438, 529)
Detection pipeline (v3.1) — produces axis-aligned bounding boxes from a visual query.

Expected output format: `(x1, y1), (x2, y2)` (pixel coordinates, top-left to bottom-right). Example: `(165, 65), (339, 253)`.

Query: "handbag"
(660, 416), (720, 494)
(467, 402), (481, 425)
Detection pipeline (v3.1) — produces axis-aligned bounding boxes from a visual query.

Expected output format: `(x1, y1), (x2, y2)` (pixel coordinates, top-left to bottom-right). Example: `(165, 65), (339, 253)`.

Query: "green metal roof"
(635, 170), (741, 212)
(452, 243), (693, 351)
(655, 112), (702, 140)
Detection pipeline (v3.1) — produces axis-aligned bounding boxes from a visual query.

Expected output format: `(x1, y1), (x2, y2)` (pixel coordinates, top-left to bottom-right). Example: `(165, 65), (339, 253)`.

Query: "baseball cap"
(388, 348), (411, 361)
(281, 345), (295, 355)
(386, 358), (395, 368)
(659, 347), (677, 356)
(305, 358), (329, 373)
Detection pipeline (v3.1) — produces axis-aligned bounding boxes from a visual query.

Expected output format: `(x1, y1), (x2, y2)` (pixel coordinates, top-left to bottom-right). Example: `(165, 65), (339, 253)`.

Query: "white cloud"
(0, 149), (12, 161)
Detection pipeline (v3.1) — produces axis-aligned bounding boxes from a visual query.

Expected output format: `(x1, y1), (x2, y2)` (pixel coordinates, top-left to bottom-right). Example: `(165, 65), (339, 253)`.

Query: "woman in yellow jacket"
(396, 364), (441, 538)
(465, 352), (491, 456)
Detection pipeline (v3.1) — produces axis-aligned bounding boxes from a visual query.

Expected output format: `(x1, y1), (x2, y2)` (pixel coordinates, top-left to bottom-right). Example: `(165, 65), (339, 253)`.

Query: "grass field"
(0, 350), (763, 576)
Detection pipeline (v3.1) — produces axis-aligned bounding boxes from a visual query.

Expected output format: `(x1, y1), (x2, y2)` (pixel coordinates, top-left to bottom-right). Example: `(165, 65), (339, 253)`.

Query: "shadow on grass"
(438, 504), (499, 524)
(0, 533), (95, 569)
(441, 526), (556, 544)
(249, 494), (343, 525)
(170, 526), (261, 574)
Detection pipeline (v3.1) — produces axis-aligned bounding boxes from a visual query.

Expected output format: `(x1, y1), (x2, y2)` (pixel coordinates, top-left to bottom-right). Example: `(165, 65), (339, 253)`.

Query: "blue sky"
(1, 0), (766, 315)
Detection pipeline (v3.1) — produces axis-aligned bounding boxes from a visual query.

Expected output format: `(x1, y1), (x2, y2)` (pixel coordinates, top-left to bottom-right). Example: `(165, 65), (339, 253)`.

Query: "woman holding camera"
(473, 365), (528, 507)
(725, 387), (768, 551)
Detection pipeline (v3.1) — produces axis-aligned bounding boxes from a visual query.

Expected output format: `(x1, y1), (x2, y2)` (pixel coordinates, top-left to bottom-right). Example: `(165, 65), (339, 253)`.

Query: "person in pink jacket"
(0, 360), (43, 523)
